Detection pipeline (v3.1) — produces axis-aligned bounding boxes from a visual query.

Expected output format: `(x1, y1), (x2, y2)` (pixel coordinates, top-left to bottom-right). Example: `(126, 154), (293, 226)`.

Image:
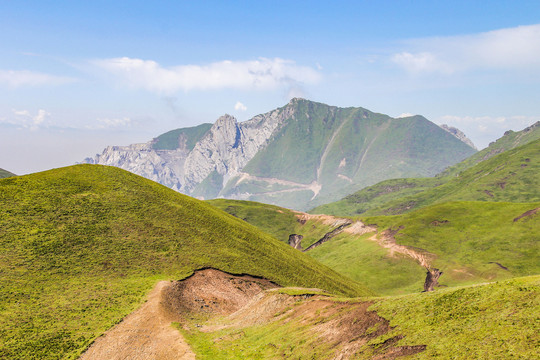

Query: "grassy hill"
(313, 135), (540, 217)
(0, 168), (15, 178)
(182, 275), (539, 359)
(0, 164), (372, 360)
(364, 201), (540, 287)
(209, 197), (540, 295)
(310, 122), (540, 216)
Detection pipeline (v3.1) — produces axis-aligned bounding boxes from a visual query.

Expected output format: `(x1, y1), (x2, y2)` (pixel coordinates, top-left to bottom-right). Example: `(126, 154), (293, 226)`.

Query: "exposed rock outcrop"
(288, 234), (304, 250)
(440, 124), (477, 150)
(83, 99), (477, 210)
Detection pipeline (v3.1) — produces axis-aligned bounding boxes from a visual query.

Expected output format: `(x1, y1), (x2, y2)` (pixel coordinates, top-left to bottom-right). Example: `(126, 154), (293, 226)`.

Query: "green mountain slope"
(314, 133), (540, 217)
(440, 120), (540, 177)
(364, 137), (540, 215)
(0, 165), (372, 360)
(0, 168), (15, 178)
(222, 99), (476, 210)
(151, 122), (212, 150)
(364, 201), (540, 287)
(209, 197), (540, 295)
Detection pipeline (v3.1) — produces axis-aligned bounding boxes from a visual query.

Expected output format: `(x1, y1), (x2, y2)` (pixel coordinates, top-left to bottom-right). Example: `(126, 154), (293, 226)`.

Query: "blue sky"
(1, 1), (540, 174)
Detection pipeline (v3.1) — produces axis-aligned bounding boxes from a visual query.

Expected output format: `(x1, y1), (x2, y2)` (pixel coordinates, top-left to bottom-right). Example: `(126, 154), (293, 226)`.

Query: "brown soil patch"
(484, 189), (494, 197)
(513, 207), (540, 222)
(202, 290), (426, 359)
(162, 268), (279, 318)
(79, 281), (195, 360)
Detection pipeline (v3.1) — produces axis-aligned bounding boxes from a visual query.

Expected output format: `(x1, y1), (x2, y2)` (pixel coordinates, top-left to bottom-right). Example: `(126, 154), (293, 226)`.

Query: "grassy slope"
(440, 120), (540, 177)
(208, 199), (426, 295)
(0, 168), (15, 178)
(364, 201), (540, 287)
(183, 275), (539, 359)
(151, 123), (212, 150)
(0, 165), (372, 360)
(310, 177), (441, 216)
(365, 137), (540, 215)
(313, 122), (540, 217)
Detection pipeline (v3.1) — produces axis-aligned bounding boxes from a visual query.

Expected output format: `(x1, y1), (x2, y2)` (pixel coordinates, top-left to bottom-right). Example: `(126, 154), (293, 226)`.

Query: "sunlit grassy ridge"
(0, 164), (372, 359)
(182, 275), (539, 359)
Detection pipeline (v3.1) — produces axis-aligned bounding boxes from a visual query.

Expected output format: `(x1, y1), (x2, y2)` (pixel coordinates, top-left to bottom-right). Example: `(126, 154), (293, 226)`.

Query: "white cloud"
(87, 117), (133, 130)
(0, 70), (75, 87)
(93, 57), (321, 94)
(234, 101), (247, 111)
(9, 109), (51, 130)
(392, 24), (540, 74)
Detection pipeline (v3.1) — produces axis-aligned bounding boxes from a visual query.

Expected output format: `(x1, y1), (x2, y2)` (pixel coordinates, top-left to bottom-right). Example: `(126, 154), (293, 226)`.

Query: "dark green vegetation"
(313, 132), (540, 217)
(220, 99), (476, 210)
(182, 276), (539, 359)
(0, 164), (372, 360)
(0, 168), (15, 178)
(151, 123), (212, 150)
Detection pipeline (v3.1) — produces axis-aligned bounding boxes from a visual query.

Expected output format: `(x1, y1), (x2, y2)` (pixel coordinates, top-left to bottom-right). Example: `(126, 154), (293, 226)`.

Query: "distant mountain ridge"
(84, 99), (476, 210)
(0, 168), (15, 178)
(312, 123), (540, 216)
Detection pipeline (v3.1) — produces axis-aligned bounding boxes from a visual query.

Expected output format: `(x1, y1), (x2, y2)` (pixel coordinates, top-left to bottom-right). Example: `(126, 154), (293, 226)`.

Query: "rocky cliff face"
(84, 99), (477, 210)
(440, 124), (477, 150)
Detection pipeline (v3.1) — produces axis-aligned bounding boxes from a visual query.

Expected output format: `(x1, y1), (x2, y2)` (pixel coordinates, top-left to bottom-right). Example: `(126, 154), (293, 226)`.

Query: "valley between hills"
(1, 100), (539, 359)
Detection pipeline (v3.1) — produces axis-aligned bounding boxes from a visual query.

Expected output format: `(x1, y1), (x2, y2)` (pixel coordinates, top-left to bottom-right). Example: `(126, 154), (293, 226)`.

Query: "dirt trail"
(79, 281), (195, 360)
(234, 172), (322, 197)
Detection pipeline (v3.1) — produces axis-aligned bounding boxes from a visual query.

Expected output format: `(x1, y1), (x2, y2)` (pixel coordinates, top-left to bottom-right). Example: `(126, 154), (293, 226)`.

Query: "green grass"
(181, 276), (540, 359)
(0, 164), (373, 360)
(151, 123), (212, 150)
(310, 177), (441, 216)
(308, 232), (427, 295)
(364, 201), (540, 287)
(369, 275), (540, 359)
(0, 168), (15, 179)
(208, 199), (426, 295)
(316, 126), (540, 217)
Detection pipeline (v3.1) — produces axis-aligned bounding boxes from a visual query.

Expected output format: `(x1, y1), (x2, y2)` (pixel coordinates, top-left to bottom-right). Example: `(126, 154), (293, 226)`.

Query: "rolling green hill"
(313, 134), (540, 217)
(0, 164), (372, 359)
(363, 201), (540, 287)
(209, 197), (540, 295)
(363, 137), (540, 215)
(0, 168), (15, 178)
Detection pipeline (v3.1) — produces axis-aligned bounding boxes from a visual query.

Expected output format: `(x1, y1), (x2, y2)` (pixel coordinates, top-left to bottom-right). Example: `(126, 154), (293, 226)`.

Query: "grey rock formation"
(83, 99), (477, 210)
(440, 124), (477, 150)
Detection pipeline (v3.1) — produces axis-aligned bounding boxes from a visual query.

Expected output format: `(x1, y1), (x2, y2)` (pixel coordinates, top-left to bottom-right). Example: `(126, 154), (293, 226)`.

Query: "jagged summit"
(83, 99), (476, 210)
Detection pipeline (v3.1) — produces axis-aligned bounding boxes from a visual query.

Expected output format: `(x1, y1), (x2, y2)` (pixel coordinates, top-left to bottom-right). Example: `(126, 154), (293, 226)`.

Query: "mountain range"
(84, 98), (477, 210)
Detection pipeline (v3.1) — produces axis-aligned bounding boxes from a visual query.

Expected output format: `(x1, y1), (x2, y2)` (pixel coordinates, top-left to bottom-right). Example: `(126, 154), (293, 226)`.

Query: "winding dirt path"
(79, 281), (195, 360)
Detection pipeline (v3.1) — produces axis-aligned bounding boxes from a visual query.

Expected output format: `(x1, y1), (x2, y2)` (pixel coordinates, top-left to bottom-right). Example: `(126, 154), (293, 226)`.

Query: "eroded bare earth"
(79, 281), (196, 360)
(80, 269), (426, 359)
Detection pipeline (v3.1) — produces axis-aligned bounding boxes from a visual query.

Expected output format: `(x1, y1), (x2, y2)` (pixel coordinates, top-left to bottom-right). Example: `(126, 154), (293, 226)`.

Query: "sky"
(1, 1), (540, 174)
